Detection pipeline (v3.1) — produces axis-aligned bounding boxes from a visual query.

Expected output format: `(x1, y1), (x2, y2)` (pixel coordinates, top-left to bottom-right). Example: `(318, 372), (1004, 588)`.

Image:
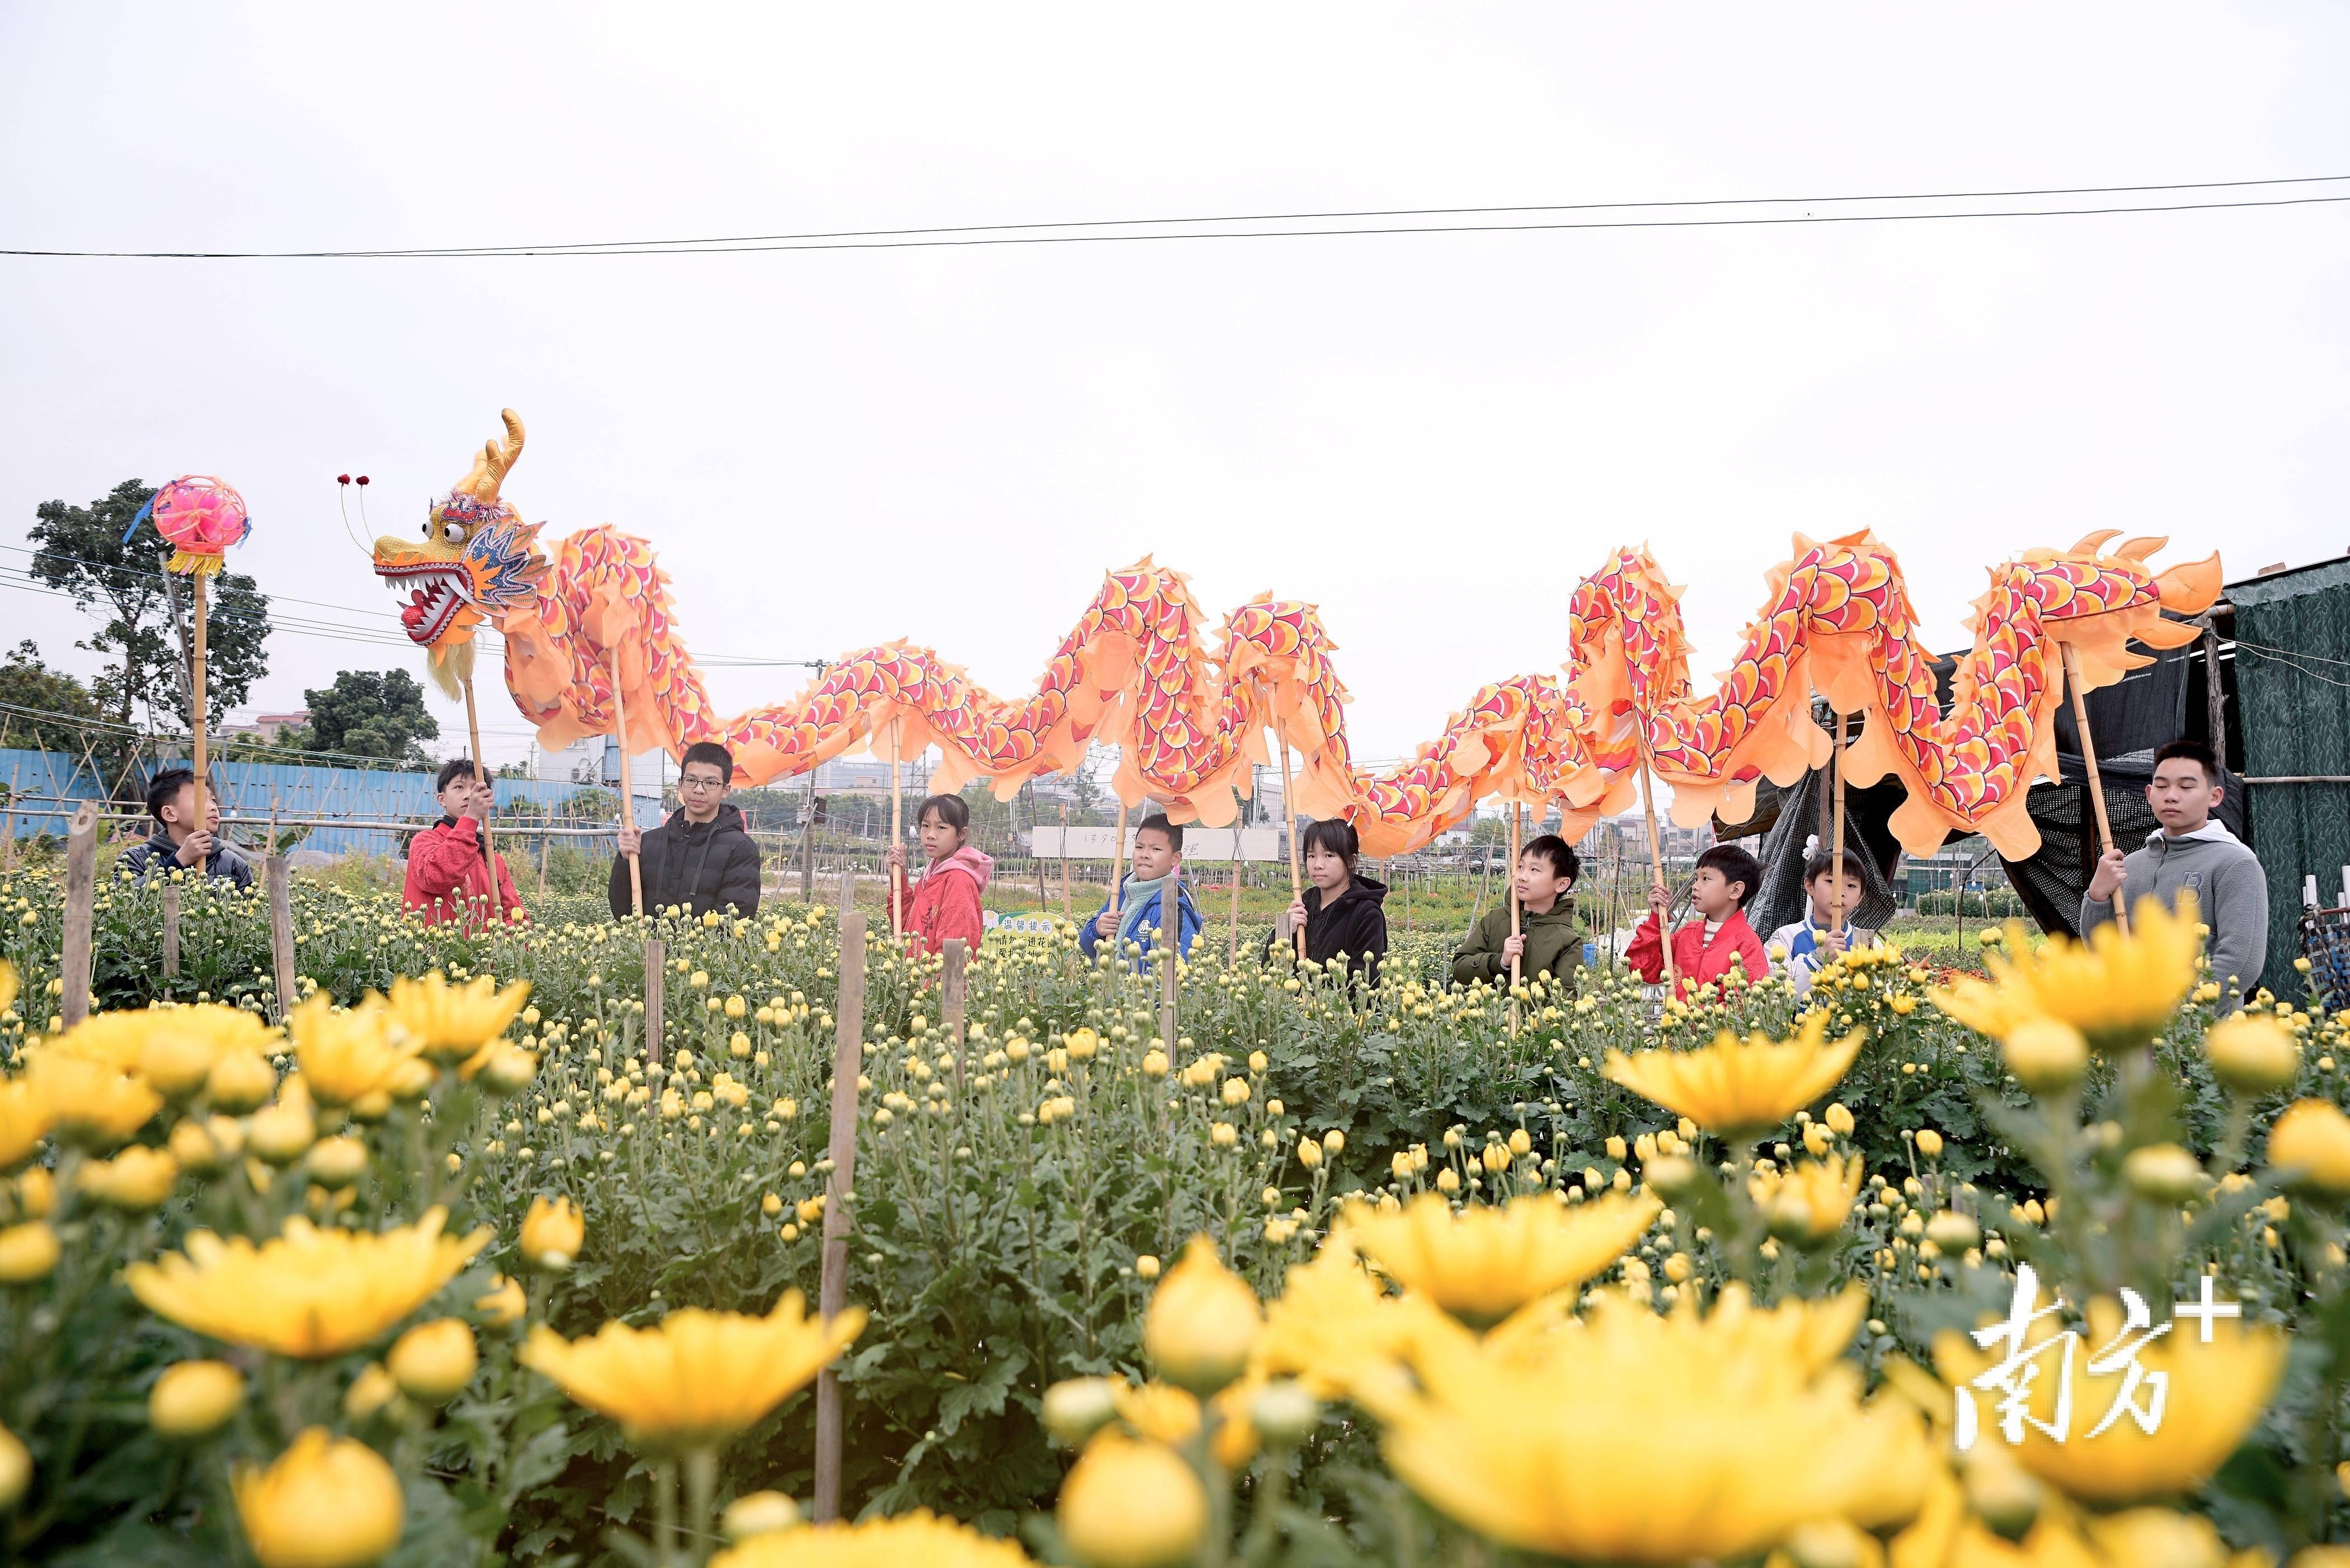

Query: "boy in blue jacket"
(1078, 813), (1202, 964)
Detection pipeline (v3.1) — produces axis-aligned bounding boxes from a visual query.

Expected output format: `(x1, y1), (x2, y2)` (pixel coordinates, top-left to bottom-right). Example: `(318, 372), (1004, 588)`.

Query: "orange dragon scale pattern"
(373, 411), (2221, 861)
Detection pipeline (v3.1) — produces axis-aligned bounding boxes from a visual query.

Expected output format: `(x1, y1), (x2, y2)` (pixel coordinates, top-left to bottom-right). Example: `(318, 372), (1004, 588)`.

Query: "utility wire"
(6, 175), (2346, 259)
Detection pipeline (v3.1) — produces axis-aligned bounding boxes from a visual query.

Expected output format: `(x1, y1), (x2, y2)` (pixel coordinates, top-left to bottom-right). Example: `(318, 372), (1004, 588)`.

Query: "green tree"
(300, 669), (440, 765)
(0, 640), (105, 754)
(28, 479), (271, 735)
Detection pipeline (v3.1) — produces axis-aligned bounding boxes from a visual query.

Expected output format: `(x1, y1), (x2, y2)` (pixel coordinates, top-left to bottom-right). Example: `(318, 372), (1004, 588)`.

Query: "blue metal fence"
(0, 748), (649, 856)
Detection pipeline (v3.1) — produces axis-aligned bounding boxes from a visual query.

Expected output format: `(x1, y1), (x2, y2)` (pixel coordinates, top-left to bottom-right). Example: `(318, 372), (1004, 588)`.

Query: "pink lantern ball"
(149, 475), (250, 571)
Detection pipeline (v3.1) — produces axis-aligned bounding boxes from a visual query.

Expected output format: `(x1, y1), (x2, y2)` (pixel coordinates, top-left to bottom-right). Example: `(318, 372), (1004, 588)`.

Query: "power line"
(6, 175), (2345, 259)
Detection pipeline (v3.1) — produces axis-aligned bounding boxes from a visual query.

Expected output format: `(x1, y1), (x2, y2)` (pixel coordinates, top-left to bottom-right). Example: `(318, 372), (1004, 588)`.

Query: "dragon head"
(372, 408), (548, 690)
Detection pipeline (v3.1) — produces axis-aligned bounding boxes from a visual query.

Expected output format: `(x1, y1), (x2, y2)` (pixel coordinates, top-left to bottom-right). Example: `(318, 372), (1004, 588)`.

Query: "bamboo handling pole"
(1508, 802), (1524, 1035)
(1830, 709), (1849, 942)
(1636, 743), (1679, 991)
(1108, 799), (1129, 928)
(889, 719), (905, 940)
(190, 576), (210, 835)
(610, 652), (642, 917)
(2062, 643), (2130, 934)
(1278, 735), (1305, 961)
(464, 675), (501, 920)
(1059, 802), (1071, 920)
(812, 902), (868, 1523)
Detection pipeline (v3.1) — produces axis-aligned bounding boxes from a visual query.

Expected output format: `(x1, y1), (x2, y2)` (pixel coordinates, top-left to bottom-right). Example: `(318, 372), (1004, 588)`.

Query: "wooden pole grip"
(2062, 644), (2128, 934)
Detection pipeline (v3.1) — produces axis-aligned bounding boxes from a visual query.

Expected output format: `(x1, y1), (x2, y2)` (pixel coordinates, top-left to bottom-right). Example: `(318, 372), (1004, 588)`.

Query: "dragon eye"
(443, 522), (467, 544)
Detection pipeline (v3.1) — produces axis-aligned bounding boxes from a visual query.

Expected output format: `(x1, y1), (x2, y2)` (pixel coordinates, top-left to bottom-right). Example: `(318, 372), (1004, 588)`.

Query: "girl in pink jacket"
(887, 793), (993, 954)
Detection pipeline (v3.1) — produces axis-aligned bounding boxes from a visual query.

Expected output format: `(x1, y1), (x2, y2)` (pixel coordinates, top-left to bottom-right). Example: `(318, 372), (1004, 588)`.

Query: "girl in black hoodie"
(1266, 818), (1388, 985)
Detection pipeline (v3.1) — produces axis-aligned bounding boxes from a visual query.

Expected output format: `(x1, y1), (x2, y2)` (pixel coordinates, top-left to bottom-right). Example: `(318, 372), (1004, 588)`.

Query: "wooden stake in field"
(2062, 643), (2129, 934)
(462, 675), (502, 921)
(266, 842), (297, 1024)
(643, 938), (665, 1067)
(941, 936), (970, 1089)
(1830, 708), (1850, 940)
(813, 902), (870, 1524)
(1159, 910), (1181, 1051)
(60, 802), (97, 1028)
(1228, 826), (1243, 963)
(610, 652), (643, 917)
(161, 882), (181, 978)
(2, 761), (18, 874)
(1635, 741), (1679, 991)
(888, 719), (905, 940)
(1277, 733), (1306, 962)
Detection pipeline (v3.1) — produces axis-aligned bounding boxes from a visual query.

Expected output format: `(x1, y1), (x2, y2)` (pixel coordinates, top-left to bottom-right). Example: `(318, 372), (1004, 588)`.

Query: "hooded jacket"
(1265, 874), (1389, 983)
(1453, 898), (1583, 987)
(119, 826), (255, 891)
(902, 844), (992, 954)
(405, 816), (525, 927)
(2083, 820), (2268, 1001)
(611, 803), (762, 920)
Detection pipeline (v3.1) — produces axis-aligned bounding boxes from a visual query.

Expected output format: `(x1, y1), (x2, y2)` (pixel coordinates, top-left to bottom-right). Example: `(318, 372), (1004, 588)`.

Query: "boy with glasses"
(610, 741), (763, 919)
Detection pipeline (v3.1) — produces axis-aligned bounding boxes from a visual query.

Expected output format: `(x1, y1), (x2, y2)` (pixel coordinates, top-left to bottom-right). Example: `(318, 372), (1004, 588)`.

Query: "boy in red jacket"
(886, 793), (993, 955)
(403, 758), (526, 928)
(1627, 843), (1767, 996)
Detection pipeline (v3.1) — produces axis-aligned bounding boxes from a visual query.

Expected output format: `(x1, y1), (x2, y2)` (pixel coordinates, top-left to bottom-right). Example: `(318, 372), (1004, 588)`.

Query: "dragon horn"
(455, 408), (527, 502)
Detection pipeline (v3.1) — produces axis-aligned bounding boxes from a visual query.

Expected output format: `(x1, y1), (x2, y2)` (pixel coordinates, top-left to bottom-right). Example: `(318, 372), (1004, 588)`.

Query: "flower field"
(1, 860), (2347, 1567)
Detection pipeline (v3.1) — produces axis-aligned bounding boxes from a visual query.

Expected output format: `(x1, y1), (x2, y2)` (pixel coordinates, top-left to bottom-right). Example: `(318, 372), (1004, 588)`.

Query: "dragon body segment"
(372, 411), (2220, 860)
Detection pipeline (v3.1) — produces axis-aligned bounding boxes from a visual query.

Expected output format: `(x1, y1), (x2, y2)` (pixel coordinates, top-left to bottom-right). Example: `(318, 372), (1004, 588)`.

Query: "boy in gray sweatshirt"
(2083, 739), (2267, 1005)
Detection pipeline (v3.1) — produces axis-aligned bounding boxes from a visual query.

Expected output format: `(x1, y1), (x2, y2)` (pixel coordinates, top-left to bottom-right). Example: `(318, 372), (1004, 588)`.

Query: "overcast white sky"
(2, 6), (2343, 774)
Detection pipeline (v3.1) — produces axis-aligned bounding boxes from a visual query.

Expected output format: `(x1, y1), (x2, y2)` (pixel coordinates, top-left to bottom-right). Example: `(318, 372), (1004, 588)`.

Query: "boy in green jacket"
(1453, 834), (1584, 987)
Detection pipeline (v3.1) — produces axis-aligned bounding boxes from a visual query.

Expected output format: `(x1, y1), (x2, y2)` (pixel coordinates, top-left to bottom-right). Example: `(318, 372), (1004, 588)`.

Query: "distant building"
(220, 709), (310, 741)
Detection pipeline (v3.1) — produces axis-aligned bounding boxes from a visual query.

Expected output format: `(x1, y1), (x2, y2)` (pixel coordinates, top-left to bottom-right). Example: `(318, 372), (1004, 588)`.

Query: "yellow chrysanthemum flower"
(288, 996), (420, 1108)
(0, 1081), (54, 1173)
(76, 1145), (180, 1210)
(1348, 1285), (1893, 1564)
(0, 960), (14, 1019)
(1142, 1236), (1262, 1396)
(126, 1207), (491, 1359)
(1934, 1292), (2285, 1504)
(708, 1509), (1032, 1568)
(24, 1043), (161, 1147)
(1252, 1232), (1414, 1397)
(1602, 1014), (1865, 1142)
(2267, 1099), (2350, 1195)
(518, 1291), (864, 1449)
(379, 971), (530, 1063)
(1345, 1193), (1658, 1329)
(1748, 1152), (1865, 1245)
(1933, 898), (2201, 1052)
(233, 1427), (405, 1568)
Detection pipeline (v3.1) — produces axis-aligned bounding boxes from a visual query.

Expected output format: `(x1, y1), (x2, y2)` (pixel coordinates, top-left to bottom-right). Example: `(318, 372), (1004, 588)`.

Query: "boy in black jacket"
(610, 741), (763, 919)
